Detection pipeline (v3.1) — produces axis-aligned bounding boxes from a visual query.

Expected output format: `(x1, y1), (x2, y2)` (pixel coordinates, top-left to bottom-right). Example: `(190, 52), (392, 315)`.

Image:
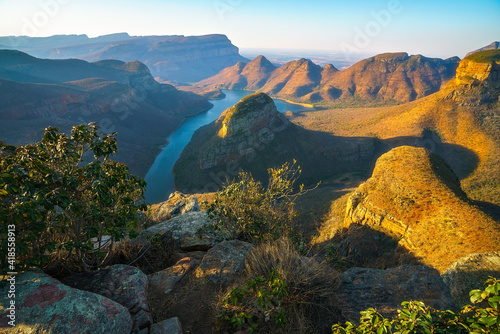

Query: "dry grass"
(216, 238), (342, 334)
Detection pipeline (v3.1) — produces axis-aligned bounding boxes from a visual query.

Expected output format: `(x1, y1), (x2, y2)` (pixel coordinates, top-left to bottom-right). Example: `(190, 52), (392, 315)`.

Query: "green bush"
(205, 161), (309, 243)
(0, 123), (146, 272)
(218, 268), (288, 333)
(332, 277), (500, 334)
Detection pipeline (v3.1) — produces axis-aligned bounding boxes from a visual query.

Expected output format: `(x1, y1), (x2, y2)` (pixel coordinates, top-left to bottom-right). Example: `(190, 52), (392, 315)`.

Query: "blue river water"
(144, 90), (311, 203)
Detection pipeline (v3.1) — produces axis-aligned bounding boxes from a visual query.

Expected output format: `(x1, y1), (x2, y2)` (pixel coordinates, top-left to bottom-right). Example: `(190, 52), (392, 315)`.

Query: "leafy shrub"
(332, 277), (500, 334)
(217, 238), (341, 334)
(206, 161), (309, 243)
(0, 123), (146, 272)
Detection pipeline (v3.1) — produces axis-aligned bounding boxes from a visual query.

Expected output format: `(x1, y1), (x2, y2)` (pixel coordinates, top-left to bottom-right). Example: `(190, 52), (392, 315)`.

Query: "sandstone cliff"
(343, 146), (500, 273)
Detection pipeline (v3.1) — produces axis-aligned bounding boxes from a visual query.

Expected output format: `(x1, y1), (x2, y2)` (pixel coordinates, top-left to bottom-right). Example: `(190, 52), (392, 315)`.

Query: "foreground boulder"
(0, 271), (132, 333)
(442, 251), (500, 307)
(195, 240), (254, 284)
(335, 265), (455, 322)
(149, 192), (199, 223)
(61, 265), (152, 333)
(139, 211), (222, 251)
(148, 257), (199, 295)
(150, 317), (183, 334)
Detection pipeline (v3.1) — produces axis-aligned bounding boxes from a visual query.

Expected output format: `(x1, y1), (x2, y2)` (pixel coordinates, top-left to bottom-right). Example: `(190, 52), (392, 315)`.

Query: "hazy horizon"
(0, 0), (499, 59)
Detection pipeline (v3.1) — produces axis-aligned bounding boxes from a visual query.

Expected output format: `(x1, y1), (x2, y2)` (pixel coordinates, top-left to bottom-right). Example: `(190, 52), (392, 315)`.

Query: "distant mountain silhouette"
(466, 41), (500, 57)
(196, 53), (459, 105)
(0, 34), (248, 83)
(0, 50), (212, 176)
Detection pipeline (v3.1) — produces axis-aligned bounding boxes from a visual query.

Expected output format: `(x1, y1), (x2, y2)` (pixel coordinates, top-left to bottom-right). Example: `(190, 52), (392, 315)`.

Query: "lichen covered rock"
(0, 271), (132, 334)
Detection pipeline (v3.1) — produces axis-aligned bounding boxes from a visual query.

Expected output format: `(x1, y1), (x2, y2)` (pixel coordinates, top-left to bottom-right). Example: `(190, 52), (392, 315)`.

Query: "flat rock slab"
(148, 257), (199, 295)
(195, 240), (254, 284)
(61, 264), (152, 333)
(150, 192), (199, 223)
(139, 211), (222, 251)
(150, 317), (183, 334)
(442, 251), (500, 307)
(0, 271), (132, 334)
(335, 265), (455, 322)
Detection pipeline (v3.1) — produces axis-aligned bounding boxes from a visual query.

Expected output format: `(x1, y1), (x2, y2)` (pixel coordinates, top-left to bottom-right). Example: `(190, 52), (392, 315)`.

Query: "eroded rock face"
(150, 192), (199, 223)
(335, 266), (456, 322)
(455, 60), (500, 86)
(139, 211), (222, 251)
(0, 271), (132, 334)
(195, 240), (254, 284)
(61, 264), (152, 333)
(442, 251), (500, 307)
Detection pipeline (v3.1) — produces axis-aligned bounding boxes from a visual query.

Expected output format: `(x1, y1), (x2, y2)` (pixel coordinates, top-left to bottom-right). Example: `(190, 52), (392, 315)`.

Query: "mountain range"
(0, 33), (248, 83)
(0, 49), (211, 176)
(196, 53), (460, 105)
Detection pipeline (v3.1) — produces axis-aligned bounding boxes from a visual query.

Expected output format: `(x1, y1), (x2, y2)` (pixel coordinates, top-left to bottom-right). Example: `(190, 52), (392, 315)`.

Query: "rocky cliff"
(343, 146), (500, 273)
(196, 52), (459, 105)
(173, 92), (375, 192)
(1, 34), (248, 83)
(447, 49), (500, 106)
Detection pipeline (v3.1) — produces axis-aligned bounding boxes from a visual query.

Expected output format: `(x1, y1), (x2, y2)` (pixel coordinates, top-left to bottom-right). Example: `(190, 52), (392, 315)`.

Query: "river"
(144, 90), (312, 203)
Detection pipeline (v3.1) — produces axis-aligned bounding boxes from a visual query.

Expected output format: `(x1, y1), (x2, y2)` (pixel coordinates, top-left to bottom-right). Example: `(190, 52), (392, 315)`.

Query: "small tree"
(206, 161), (311, 243)
(0, 123), (146, 272)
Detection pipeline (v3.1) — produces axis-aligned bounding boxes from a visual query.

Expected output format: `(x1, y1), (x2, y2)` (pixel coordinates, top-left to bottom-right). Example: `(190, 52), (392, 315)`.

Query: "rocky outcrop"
(199, 93), (290, 169)
(148, 257), (199, 295)
(0, 271), (133, 333)
(446, 50), (500, 106)
(455, 57), (500, 86)
(343, 146), (500, 273)
(195, 240), (254, 284)
(149, 192), (199, 224)
(442, 251), (500, 307)
(60, 264), (152, 333)
(196, 52), (459, 105)
(335, 265), (456, 322)
(1, 34), (248, 83)
(139, 211), (222, 251)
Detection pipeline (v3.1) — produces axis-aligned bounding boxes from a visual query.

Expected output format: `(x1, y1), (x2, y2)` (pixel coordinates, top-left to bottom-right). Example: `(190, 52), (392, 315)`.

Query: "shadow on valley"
(174, 118), (480, 201)
(315, 224), (425, 271)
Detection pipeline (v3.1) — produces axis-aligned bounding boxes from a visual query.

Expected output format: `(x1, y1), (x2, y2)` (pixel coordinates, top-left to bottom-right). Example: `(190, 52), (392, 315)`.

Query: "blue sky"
(0, 0), (499, 58)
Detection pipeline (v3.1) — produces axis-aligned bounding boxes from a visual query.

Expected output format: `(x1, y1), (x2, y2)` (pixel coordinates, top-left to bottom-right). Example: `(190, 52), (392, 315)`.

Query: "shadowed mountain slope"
(0, 50), (212, 176)
(173, 93), (375, 193)
(0, 34), (248, 83)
